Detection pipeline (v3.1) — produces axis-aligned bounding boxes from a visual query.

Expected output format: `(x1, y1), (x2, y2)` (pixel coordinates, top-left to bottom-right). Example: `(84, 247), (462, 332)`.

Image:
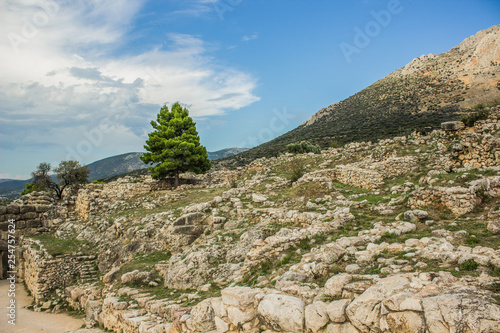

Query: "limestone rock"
(305, 301), (329, 333)
(324, 273), (352, 298)
(258, 294), (305, 333)
(252, 193), (268, 203)
(403, 209), (429, 223)
(186, 299), (216, 332)
(422, 288), (500, 333)
(325, 322), (360, 333)
(120, 270), (153, 285)
(487, 221), (500, 234)
(346, 275), (410, 332)
(221, 287), (259, 308)
(384, 311), (425, 333)
(326, 299), (351, 323)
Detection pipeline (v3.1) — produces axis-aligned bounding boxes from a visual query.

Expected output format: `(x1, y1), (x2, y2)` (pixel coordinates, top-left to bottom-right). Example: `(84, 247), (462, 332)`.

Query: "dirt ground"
(0, 280), (103, 333)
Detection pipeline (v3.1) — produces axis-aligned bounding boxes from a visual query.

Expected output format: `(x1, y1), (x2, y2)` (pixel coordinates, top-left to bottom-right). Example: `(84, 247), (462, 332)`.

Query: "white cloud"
(241, 33), (258, 42)
(0, 0), (260, 173)
(0, 173), (30, 180)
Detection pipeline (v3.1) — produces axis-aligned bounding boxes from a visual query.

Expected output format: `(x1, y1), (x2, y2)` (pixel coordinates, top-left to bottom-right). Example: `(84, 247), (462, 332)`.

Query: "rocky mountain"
(223, 25), (500, 165)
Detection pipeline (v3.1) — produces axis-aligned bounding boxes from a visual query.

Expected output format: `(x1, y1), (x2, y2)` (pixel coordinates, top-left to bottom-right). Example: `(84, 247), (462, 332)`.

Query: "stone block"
(36, 205), (50, 213)
(22, 212), (38, 220)
(0, 222), (9, 231)
(7, 205), (20, 214)
(27, 219), (42, 228)
(20, 205), (36, 214)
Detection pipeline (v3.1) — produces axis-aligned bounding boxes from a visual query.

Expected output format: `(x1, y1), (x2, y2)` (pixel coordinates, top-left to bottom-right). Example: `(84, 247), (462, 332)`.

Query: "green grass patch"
(119, 250), (172, 275)
(460, 259), (479, 271)
(27, 234), (94, 256)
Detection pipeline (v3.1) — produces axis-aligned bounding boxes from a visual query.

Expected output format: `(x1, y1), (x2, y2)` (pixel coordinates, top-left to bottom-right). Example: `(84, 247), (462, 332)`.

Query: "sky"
(0, 0), (499, 179)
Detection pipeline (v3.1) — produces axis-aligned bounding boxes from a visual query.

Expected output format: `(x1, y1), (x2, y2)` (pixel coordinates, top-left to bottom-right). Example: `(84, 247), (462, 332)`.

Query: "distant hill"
(220, 25), (500, 166)
(0, 147), (248, 198)
(208, 147), (248, 160)
(0, 179), (30, 199)
(87, 152), (146, 181)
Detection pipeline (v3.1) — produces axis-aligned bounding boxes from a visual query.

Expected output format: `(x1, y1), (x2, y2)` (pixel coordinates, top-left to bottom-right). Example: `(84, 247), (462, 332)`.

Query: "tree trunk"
(174, 171), (179, 188)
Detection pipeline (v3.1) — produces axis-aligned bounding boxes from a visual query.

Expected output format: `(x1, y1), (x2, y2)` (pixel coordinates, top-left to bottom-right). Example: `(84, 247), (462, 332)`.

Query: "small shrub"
(298, 237), (311, 251)
(460, 104), (490, 127)
(289, 160), (306, 183)
(21, 182), (36, 196)
(286, 141), (321, 154)
(460, 259), (479, 271)
(466, 237), (480, 245)
(91, 180), (106, 184)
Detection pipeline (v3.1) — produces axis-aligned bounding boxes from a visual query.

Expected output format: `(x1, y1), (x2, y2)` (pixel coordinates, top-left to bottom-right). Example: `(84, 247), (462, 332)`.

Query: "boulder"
(221, 287), (259, 308)
(346, 275), (410, 332)
(324, 273), (352, 298)
(384, 311), (425, 333)
(305, 301), (329, 333)
(487, 221), (500, 234)
(403, 210), (429, 223)
(227, 306), (256, 327)
(422, 288), (500, 333)
(102, 266), (120, 284)
(326, 299), (351, 323)
(252, 193), (267, 203)
(258, 294), (305, 332)
(186, 299), (216, 332)
(120, 270), (153, 285)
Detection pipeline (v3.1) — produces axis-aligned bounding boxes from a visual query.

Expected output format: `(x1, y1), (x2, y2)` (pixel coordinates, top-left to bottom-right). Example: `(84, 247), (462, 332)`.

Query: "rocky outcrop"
(72, 273), (500, 333)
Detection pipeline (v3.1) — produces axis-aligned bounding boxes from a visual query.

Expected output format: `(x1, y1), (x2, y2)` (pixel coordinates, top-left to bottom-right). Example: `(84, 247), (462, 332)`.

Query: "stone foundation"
(23, 239), (98, 303)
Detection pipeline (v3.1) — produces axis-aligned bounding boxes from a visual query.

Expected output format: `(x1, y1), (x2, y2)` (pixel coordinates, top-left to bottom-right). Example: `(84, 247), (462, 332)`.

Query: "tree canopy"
(30, 160), (90, 199)
(141, 103), (211, 186)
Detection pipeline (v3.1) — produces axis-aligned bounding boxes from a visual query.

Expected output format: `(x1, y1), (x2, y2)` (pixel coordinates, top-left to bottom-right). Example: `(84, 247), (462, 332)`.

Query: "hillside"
(87, 152), (146, 181)
(4, 106), (500, 332)
(0, 179), (30, 199)
(221, 25), (500, 166)
(208, 147), (248, 160)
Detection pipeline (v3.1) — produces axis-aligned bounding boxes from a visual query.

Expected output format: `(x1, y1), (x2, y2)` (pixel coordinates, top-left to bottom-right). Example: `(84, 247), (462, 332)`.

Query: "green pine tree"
(141, 103), (211, 187)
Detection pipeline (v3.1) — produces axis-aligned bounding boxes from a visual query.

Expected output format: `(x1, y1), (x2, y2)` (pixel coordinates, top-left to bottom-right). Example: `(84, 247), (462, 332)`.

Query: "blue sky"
(0, 0), (499, 179)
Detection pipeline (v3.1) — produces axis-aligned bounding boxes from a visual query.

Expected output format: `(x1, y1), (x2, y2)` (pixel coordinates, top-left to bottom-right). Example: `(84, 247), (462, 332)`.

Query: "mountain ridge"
(218, 25), (500, 166)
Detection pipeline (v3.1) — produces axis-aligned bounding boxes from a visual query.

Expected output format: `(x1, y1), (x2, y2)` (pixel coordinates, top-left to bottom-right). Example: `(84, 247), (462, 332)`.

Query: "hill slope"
(221, 25), (500, 166)
(87, 152), (146, 181)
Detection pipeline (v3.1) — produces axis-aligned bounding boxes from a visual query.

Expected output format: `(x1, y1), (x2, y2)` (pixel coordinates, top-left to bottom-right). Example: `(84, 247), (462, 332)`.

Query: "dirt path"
(0, 280), (91, 333)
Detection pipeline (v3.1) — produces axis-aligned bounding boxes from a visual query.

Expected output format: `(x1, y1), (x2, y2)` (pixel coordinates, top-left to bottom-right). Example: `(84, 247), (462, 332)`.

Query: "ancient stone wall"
(66, 274), (500, 333)
(0, 192), (55, 242)
(446, 106), (500, 168)
(75, 177), (153, 220)
(23, 239), (97, 303)
(333, 166), (384, 190)
(408, 176), (500, 215)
